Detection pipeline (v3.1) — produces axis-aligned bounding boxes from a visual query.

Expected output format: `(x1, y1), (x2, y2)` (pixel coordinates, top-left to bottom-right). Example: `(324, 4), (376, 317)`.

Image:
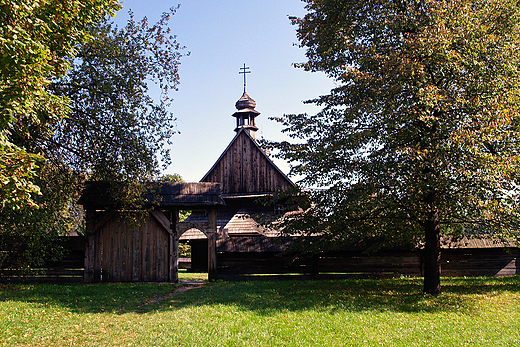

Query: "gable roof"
(201, 128), (295, 196)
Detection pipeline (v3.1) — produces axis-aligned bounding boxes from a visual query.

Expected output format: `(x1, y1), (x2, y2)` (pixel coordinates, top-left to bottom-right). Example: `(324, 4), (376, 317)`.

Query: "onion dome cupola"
(233, 90), (260, 136)
(233, 64), (260, 138)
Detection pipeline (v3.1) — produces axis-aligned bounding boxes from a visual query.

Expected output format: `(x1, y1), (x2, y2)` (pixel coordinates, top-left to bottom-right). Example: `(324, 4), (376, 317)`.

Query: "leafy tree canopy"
(1, 6), (187, 271)
(0, 0), (121, 209)
(273, 0), (520, 294)
(47, 9), (186, 184)
(0, 162), (82, 272)
(159, 173), (185, 183)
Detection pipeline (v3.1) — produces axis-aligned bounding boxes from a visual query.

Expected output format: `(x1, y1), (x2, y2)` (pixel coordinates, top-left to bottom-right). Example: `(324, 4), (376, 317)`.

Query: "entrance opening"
(179, 228), (208, 281)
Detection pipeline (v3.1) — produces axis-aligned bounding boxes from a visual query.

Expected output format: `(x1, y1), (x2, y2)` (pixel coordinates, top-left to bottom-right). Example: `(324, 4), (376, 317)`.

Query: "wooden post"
(170, 210), (179, 283)
(312, 255), (319, 280)
(84, 209), (96, 283)
(207, 210), (218, 281)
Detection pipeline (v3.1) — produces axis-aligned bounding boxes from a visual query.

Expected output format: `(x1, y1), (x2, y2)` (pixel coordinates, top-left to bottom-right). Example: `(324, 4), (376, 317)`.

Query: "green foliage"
(0, 133), (42, 210)
(0, 0), (121, 209)
(48, 9), (187, 183)
(1, 6), (187, 271)
(272, 0), (520, 294)
(0, 0), (120, 271)
(0, 162), (83, 272)
(179, 242), (191, 257)
(159, 173), (185, 183)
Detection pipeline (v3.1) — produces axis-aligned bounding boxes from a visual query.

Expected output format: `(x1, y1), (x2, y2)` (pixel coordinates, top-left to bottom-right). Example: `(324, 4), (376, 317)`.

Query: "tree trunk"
(423, 210), (441, 295)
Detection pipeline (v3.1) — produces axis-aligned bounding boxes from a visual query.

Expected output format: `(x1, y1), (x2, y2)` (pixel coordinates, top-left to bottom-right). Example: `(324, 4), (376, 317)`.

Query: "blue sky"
(113, 0), (334, 182)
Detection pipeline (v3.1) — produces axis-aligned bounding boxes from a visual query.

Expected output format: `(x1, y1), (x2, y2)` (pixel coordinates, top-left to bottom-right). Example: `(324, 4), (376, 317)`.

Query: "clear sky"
(113, 0), (334, 182)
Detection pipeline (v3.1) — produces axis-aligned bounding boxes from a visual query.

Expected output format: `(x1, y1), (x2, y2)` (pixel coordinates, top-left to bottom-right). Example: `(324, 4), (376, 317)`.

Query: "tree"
(159, 173), (185, 183)
(273, 0), (520, 294)
(0, 0), (121, 209)
(0, 162), (82, 272)
(1, 7), (187, 271)
(46, 9), (186, 185)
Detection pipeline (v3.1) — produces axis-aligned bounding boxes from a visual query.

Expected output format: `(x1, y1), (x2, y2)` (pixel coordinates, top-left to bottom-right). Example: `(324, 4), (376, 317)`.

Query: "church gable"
(201, 129), (295, 195)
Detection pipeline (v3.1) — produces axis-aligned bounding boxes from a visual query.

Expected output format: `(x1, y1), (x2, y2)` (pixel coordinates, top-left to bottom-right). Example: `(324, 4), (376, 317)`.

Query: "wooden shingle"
(78, 182), (225, 210)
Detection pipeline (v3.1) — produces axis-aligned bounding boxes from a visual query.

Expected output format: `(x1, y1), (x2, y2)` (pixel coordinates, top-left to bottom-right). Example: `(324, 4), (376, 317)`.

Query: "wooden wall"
(88, 212), (171, 282)
(202, 130), (294, 195)
(216, 236), (520, 281)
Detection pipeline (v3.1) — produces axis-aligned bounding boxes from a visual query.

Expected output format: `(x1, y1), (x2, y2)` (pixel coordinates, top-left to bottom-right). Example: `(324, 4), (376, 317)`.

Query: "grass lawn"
(1, 274), (519, 346)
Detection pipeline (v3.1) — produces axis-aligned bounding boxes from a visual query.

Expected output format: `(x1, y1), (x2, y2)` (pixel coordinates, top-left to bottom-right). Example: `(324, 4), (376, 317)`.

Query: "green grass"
(178, 269), (207, 282)
(1, 276), (519, 346)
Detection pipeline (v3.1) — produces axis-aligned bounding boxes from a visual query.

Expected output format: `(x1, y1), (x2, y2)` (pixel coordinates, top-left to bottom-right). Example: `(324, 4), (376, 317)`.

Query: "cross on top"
(239, 63), (251, 92)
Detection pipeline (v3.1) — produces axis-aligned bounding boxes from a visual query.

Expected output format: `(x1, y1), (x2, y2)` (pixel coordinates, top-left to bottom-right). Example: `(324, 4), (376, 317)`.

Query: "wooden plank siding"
(92, 212), (171, 282)
(201, 129), (295, 195)
(440, 248), (520, 277)
(216, 251), (422, 281)
(216, 236), (520, 281)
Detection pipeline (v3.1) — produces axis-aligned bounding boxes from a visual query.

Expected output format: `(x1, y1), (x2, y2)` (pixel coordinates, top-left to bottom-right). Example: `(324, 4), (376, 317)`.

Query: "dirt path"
(139, 281), (205, 307)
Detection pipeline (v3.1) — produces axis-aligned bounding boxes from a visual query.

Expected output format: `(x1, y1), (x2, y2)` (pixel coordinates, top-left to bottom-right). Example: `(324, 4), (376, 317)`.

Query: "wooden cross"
(239, 63), (251, 92)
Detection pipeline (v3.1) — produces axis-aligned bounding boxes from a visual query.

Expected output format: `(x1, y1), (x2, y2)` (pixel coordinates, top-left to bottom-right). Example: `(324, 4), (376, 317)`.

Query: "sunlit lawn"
(1, 274), (519, 346)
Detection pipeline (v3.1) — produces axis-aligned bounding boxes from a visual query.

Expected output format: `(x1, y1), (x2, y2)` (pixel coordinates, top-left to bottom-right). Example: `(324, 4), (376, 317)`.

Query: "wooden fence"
(0, 237), (85, 283)
(441, 248), (519, 277)
(1, 236), (518, 282)
(216, 237), (520, 280)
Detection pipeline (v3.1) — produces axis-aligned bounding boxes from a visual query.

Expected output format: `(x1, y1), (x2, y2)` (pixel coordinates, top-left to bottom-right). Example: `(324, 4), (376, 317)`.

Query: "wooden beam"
(151, 211), (173, 235)
(170, 210), (179, 283)
(207, 210), (218, 281)
(84, 209), (96, 283)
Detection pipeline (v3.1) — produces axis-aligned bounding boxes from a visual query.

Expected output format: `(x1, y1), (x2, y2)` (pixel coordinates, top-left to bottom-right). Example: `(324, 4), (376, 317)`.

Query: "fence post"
(312, 255), (319, 280)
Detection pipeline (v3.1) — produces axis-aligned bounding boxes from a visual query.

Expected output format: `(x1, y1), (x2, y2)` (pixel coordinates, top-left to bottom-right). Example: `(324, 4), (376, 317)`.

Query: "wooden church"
(181, 71), (296, 271)
(75, 67), (298, 282)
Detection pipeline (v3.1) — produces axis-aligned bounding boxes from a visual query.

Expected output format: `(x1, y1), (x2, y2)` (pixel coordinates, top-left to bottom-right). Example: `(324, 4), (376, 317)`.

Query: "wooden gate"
(79, 182), (225, 283)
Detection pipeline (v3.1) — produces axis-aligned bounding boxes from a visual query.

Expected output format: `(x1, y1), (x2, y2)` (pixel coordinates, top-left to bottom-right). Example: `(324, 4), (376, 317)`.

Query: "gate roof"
(78, 182), (225, 210)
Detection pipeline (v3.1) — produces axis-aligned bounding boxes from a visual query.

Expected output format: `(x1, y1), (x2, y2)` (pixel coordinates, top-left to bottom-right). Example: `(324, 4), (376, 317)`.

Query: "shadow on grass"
(162, 276), (520, 315)
(0, 282), (181, 314)
(1, 276), (519, 315)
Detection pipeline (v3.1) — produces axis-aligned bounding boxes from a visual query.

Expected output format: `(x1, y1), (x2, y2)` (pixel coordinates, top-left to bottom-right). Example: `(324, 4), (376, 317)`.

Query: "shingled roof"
(180, 208), (275, 240)
(78, 182), (225, 210)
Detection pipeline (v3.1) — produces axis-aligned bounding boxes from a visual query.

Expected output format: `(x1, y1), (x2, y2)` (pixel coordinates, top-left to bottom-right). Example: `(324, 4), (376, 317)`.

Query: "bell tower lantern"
(232, 64), (260, 138)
